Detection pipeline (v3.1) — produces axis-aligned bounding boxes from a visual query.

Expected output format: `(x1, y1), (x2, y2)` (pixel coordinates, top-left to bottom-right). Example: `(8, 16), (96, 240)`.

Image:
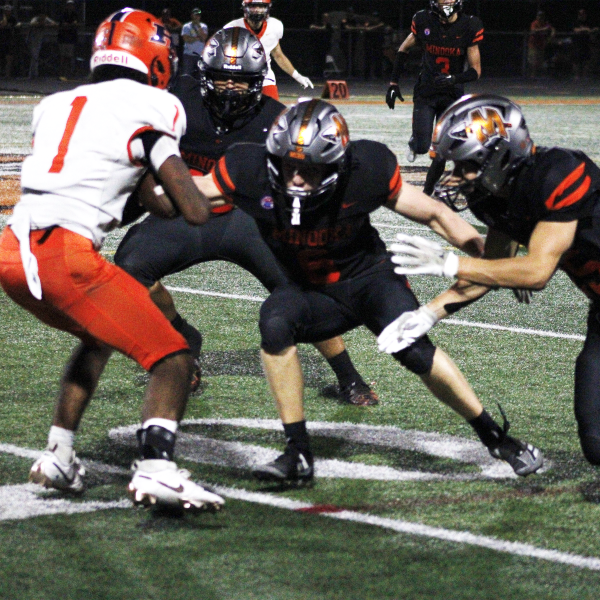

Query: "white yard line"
(0, 437), (595, 571)
(165, 286), (585, 341)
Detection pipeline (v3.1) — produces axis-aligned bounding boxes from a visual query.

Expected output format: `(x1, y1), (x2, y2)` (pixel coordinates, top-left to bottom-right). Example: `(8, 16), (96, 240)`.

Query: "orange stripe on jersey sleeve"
(472, 34), (484, 43)
(544, 161), (590, 210)
(388, 164), (402, 200)
(213, 155), (236, 195)
(411, 20), (417, 35)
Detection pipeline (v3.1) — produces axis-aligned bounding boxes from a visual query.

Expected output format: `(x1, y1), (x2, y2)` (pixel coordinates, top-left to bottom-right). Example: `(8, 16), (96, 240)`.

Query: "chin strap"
(291, 197), (301, 225)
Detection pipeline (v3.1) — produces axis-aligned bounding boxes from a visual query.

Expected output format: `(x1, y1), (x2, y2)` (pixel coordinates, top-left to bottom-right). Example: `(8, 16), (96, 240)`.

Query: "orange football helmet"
(91, 8), (176, 90)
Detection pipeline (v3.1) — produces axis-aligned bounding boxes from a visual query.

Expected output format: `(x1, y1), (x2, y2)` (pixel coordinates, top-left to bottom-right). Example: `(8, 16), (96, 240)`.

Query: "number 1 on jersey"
(49, 96), (88, 173)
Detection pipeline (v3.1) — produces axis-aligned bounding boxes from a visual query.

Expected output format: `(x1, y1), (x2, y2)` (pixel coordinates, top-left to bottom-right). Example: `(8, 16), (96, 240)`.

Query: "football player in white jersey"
(0, 8), (224, 512)
(225, 0), (313, 100)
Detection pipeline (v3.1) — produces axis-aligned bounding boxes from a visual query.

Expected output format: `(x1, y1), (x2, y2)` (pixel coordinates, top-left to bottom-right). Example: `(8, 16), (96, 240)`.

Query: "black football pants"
(574, 303), (600, 464)
(114, 209), (289, 291)
(259, 262), (436, 375)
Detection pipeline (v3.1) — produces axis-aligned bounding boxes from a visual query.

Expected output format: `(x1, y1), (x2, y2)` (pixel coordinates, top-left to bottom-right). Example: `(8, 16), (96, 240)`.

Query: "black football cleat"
(340, 381), (379, 406)
(487, 404), (543, 476)
(489, 435), (544, 476)
(253, 446), (314, 484)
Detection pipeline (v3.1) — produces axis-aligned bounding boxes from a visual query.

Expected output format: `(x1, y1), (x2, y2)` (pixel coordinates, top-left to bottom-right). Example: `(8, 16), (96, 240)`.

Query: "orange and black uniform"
(211, 140), (437, 374)
(468, 147), (600, 463)
(409, 9), (484, 155)
(114, 75), (289, 292)
(412, 9), (483, 99)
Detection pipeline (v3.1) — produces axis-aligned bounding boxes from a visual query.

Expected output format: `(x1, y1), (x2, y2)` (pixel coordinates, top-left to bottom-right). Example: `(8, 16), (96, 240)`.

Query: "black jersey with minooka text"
(469, 147), (600, 301)
(411, 9), (483, 98)
(172, 74), (285, 176)
(210, 140), (402, 287)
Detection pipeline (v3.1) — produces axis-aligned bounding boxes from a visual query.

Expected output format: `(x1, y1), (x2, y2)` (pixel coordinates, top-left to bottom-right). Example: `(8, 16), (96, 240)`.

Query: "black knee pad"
(392, 336), (436, 375)
(259, 314), (297, 354)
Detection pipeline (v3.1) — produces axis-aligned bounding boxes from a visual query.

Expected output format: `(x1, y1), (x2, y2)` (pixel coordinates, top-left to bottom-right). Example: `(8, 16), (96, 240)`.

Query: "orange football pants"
(0, 226), (189, 371)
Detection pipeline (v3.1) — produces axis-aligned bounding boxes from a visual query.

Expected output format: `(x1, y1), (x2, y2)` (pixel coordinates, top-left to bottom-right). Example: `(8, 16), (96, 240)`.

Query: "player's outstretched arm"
(157, 155), (212, 225)
(386, 181), (484, 257)
(391, 221), (577, 289)
(271, 43), (314, 89)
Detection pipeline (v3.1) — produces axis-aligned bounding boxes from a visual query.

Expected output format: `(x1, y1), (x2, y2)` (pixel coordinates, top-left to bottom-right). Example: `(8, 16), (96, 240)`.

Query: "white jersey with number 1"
(224, 17), (284, 87)
(14, 78), (186, 248)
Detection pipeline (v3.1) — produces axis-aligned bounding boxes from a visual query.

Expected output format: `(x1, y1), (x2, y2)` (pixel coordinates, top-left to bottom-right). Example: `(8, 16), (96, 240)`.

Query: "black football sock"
(283, 420), (312, 461)
(468, 409), (505, 448)
(171, 313), (203, 357)
(327, 349), (366, 389)
(423, 157), (447, 196)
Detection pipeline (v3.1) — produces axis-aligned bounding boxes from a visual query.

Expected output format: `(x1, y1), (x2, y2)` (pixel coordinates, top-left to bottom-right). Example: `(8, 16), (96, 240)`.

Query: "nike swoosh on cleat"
(158, 482), (185, 493)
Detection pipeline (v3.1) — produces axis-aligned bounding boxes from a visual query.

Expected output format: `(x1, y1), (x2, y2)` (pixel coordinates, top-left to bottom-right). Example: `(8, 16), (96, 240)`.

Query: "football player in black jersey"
(387, 93), (600, 468)
(115, 28), (378, 406)
(193, 97), (543, 484)
(385, 0), (483, 195)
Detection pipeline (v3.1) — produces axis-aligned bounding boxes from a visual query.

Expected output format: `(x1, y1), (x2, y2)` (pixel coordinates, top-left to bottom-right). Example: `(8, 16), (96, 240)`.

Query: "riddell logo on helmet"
(222, 64), (243, 71)
(466, 107), (512, 144)
(93, 53), (130, 66)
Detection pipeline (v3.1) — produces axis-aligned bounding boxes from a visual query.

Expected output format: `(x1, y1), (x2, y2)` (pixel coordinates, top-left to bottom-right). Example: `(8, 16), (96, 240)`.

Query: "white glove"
(390, 234), (459, 278)
(377, 306), (439, 354)
(292, 70), (314, 89)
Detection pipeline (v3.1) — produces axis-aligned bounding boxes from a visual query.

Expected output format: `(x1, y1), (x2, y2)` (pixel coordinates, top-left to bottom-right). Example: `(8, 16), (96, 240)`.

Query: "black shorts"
(114, 208), (290, 291)
(259, 261), (436, 374)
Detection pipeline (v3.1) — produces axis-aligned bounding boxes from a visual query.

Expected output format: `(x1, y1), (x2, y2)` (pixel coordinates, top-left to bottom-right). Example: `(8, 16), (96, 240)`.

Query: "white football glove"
(390, 234), (459, 278)
(377, 306), (439, 354)
(292, 70), (314, 89)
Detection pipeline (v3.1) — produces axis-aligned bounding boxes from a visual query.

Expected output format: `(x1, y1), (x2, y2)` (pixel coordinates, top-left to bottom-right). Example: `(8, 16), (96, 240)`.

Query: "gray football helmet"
(266, 99), (350, 224)
(431, 94), (534, 210)
(429, 0), (463, 21)
(199, 27), (267, 121)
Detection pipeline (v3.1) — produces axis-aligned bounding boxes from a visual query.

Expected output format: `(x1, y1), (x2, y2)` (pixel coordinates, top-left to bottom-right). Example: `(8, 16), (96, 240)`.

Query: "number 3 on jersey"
(49, 96), (88, 173)
(436, 57), (450, 74)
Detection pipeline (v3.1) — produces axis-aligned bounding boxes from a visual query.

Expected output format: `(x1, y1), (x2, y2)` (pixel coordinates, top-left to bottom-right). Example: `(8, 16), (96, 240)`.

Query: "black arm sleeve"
(390, 51), (408, 83)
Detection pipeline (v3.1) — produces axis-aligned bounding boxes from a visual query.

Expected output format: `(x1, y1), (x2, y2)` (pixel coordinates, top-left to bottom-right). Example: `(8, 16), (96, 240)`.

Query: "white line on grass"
(165, 286), (585, 341)
(0, 439), (595, 570)
(211, 484), (600, 572)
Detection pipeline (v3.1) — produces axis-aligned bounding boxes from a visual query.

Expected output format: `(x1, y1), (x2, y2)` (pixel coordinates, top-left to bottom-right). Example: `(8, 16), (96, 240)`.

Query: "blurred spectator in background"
(571, 8), (598, 79)
(364, 13), (385, 80)
(527, 10), (555, 77)
(0, 3), (19, 78)
(58, 0), (78, 81)
(310, 12), (343, 77)
(181, 7), (208, 76)
(160, 8), (182, 62)
(27, 12), (57, 79)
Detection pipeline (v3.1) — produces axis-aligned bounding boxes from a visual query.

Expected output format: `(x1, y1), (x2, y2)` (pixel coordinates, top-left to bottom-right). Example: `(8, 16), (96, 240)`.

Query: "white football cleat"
(406, 147), (416, 163)
(29, 444), (86, 493)
(128, 459), (224, 512)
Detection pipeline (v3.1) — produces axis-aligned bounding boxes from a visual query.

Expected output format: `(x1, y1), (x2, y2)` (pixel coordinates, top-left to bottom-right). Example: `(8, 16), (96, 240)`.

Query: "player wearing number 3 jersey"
(386, 0), (483, 196)
(0, 8), (224, 512)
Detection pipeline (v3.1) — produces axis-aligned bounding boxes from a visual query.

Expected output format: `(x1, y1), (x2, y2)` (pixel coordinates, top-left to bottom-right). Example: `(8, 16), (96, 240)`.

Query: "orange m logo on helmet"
(332, 114), (349, 147)
(467, 107), (512, 144)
